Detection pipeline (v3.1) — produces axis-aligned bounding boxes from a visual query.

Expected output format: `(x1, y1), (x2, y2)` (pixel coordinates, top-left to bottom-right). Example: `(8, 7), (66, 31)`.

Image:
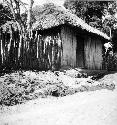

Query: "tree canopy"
(0, 0), (34, 34)
(64, 0), (117, 37)
(0, 3), (13, 26)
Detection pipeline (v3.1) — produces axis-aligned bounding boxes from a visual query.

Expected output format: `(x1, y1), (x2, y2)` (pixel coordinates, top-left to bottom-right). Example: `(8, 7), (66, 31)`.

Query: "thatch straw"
(32, 3), (110, 40)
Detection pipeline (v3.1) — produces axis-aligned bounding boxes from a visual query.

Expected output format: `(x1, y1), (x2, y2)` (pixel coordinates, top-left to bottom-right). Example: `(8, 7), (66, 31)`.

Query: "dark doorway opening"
(76, 36), (85, 68)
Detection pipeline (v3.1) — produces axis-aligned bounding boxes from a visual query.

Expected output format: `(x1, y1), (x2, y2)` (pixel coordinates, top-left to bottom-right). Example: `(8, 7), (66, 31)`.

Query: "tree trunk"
(27, 0), (34, 31)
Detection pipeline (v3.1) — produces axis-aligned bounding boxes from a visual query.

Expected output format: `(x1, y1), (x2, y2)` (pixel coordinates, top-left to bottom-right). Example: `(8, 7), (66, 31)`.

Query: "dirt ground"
(0, 72), (117, 125)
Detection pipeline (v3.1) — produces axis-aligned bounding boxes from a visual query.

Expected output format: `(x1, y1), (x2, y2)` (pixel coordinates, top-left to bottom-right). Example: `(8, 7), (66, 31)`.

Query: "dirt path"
(0, 87), (117, 125)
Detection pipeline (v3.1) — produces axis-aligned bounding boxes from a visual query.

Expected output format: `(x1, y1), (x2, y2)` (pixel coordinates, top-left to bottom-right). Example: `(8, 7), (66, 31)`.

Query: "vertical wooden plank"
(61, 25), (76, 68)
(0, 29), (2, 66)
(84, 36), (91, 69)
(36, 32), (39, 59)
(84, 36), (103, 70)
(61, 26), (67, 66)
(95, 38), (103, 69)
(72, 31), (76, 67)
(1, 32), (3, 64)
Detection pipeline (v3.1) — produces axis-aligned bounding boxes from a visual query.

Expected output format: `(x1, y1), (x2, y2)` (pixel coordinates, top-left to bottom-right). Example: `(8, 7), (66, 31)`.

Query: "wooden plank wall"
(42, 32), (62, 70)
(84, 36), (103, 70)
(0, 26), (104, 71)
(61, 25), (76, 67)
(0, 29), (63, 71)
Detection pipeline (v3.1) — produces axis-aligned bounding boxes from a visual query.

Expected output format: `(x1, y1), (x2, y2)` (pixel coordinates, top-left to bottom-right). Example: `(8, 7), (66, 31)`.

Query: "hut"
(32, 3), (110, 70)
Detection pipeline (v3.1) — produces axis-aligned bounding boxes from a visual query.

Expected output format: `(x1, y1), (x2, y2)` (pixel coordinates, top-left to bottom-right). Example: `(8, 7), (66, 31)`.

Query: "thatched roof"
(32, 3), (110, 40)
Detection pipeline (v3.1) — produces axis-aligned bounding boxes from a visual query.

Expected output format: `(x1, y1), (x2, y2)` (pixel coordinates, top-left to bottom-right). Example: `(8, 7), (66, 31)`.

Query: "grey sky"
(28, 0), (65, 6)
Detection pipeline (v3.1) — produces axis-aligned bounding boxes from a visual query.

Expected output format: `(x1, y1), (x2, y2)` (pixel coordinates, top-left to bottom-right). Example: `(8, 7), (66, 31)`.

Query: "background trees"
(64, 0), (117, 37)
(0, 0), (35, 71)
(0, 0), (34, 33)
(0, 3), (13, 26)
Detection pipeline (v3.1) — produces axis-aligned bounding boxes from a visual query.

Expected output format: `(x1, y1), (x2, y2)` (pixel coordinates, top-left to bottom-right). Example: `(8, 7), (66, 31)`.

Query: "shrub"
(0, 70), (115, 106)
(103, 52), (117, 71)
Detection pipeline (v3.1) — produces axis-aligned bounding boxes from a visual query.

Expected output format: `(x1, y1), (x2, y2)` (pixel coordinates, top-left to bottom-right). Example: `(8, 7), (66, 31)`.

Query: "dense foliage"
(0, 4), (13, 26)
(64, 0), (117, 36)
(0, 70), (115, 106)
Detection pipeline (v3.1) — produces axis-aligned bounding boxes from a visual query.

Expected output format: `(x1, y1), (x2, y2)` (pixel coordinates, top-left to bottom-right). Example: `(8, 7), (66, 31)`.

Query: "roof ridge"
(32, 3), (110, 40)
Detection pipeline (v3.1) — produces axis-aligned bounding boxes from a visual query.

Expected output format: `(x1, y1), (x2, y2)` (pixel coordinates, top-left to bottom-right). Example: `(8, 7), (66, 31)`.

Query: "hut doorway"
(76, 36), (85, 68)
